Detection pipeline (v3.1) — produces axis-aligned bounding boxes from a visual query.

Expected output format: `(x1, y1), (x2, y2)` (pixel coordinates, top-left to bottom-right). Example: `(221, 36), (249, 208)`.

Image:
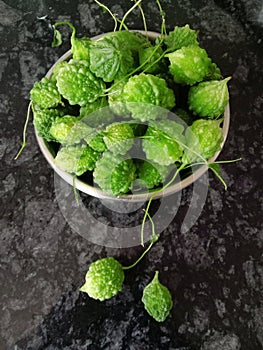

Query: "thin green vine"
(119, 0), (143, 31)
(122, 211), (159, 270)
(14, 101), (33, 160)
(140, 163), (185, 246)
(94, 0), (119, 32)
(137, 1), (148, 39)
(53, 21), (77, 37)
(155, 0), (167, 37)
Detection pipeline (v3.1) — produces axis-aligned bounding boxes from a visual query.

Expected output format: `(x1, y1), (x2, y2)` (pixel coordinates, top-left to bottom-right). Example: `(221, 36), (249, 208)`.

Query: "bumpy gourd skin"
(55, 144), (100, 176)
(81, 103), (115, 152)
(80, 257), (125, 301)
(103, 123), (134, 155)
(33, 108), (62, 141)
(166, 45), (211, 85)
(205, 62), (222, 81)
(188, 77), (230, 118)
(49, 115), (79, 144)
(136, 160), (172, 189)
(142, 120), (184, 166)
(85, 131), (107, 153)
(182, 119), (223, 164)
(50, 114), (108, 150)
(93, 151), (136, 196)
(50, 61), (68, 83)
(56, 60), (105, 106)
(30, 77), (61, 109)
(142, 272), (173, 322)
(67, 121), (97, 146)
(124, 73), (176, 122)
(108, 79), (130, 117)
(164, 24), (199, 51)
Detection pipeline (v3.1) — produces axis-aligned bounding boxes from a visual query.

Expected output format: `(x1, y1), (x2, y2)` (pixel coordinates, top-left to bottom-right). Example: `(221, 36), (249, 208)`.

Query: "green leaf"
(52, 21), (90, 61)
(79, 97), (114, 125)
(50, 61), (68, 82)
(89, 35), (134, 82)
(107, 31), (150, 54)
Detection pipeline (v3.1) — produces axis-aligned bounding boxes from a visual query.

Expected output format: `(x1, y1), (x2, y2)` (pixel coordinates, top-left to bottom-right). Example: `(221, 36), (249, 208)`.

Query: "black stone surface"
(0, 0), (262, 349)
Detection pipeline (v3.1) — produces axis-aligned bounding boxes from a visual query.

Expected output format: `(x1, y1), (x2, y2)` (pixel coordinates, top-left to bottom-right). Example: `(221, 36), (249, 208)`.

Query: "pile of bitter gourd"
(27, 18), (230, 196)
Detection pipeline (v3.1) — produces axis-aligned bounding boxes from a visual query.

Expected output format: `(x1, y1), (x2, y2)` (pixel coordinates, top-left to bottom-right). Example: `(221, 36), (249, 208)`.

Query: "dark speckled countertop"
(0, 0), (262, 349)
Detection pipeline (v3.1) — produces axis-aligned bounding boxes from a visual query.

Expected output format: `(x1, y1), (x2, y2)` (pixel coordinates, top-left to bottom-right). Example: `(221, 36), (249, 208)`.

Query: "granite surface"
(0, 0), (263, 349)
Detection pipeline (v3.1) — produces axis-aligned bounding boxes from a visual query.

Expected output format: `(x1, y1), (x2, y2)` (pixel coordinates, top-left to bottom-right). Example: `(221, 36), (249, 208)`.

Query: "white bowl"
(35, 31), (230, 202)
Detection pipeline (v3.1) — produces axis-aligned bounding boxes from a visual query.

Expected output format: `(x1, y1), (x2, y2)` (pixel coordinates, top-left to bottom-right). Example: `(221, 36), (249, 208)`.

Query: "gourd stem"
(211, 158), (242, 164)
